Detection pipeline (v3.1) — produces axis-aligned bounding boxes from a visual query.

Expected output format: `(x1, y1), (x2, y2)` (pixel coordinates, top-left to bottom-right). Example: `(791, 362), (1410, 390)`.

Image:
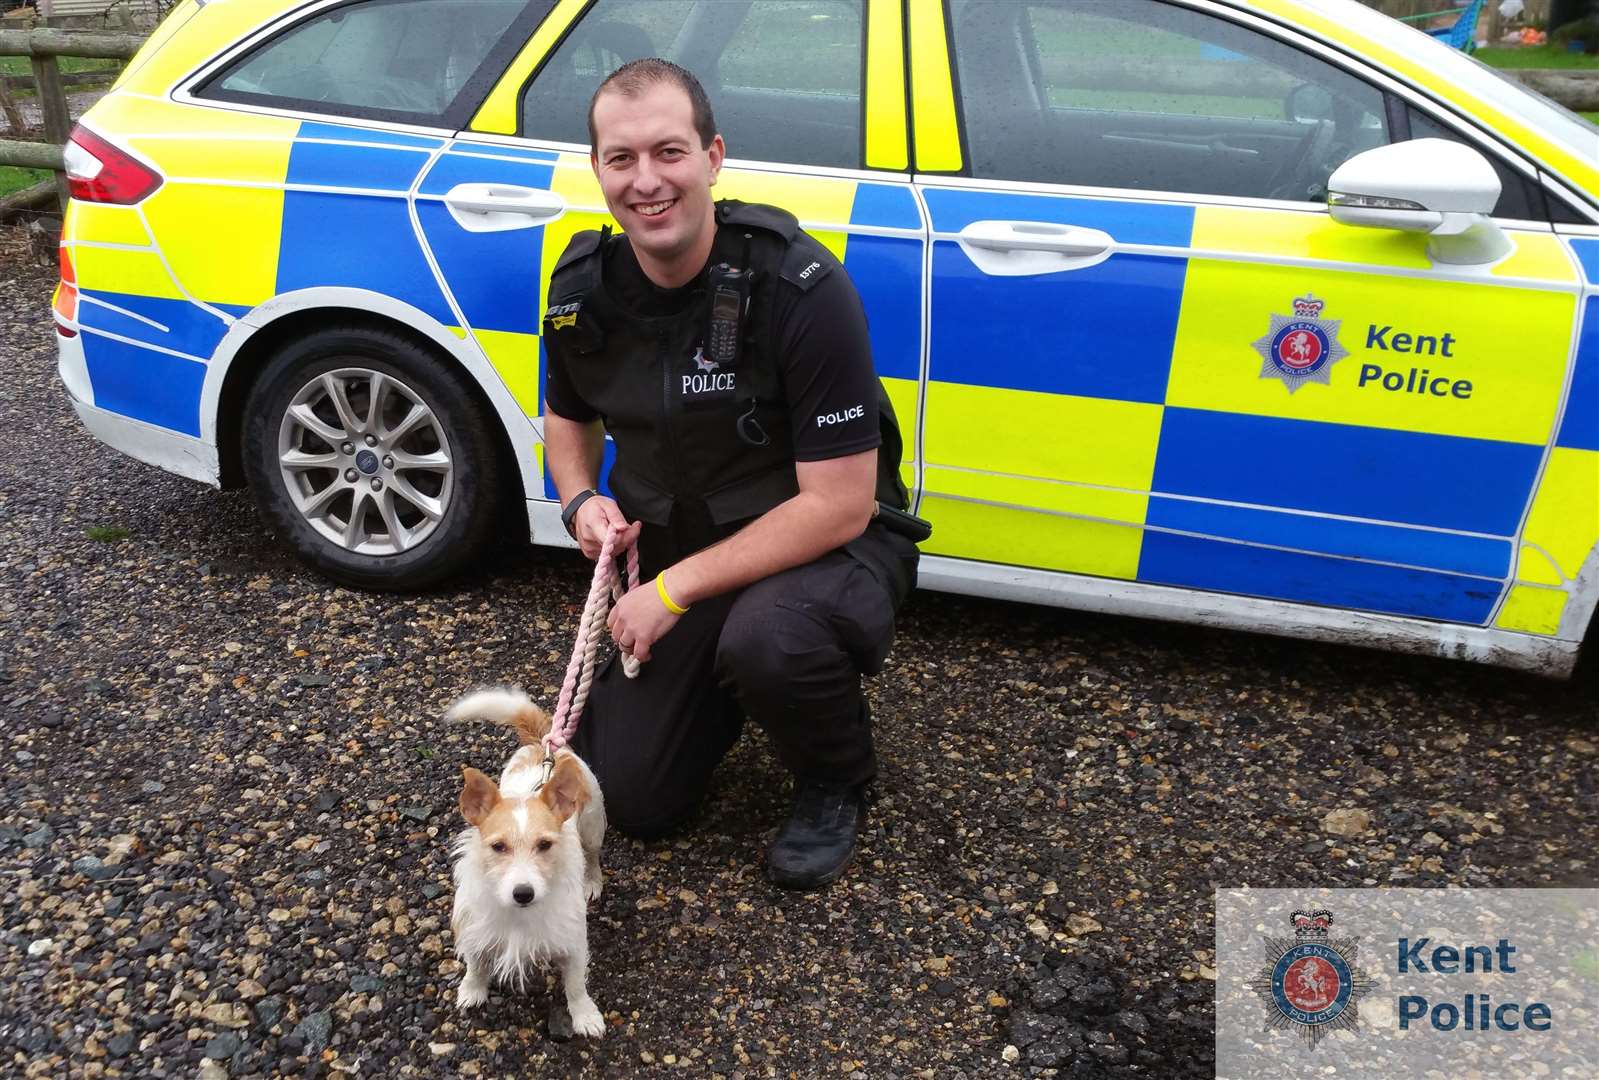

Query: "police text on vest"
(683, 372), (735, 395)
(817, 406), (865, 427)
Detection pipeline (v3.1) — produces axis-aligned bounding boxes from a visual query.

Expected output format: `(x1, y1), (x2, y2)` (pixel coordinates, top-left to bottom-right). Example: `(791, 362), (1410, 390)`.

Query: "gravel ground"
(1, 239), (1596, 1079)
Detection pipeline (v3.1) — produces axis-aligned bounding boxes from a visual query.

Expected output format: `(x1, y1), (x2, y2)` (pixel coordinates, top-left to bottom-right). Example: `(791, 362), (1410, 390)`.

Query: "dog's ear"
(540, 754), (589, 823)
(459, 767), (500, 826)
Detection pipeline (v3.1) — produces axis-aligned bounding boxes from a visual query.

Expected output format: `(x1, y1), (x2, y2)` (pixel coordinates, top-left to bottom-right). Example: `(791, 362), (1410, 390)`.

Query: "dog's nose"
(512, 885), (535, 906)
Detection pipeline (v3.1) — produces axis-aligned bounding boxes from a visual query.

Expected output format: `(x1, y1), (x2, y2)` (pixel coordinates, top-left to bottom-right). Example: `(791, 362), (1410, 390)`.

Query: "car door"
(427, 0), (924, 537)
(913, 0), (1585, 628)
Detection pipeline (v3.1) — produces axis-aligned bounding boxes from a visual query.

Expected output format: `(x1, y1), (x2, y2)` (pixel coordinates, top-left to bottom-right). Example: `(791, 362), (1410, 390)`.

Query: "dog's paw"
(456, 980), (489, 1010)
(569, 997), (605, 1038)
(584, 872), (604, 904)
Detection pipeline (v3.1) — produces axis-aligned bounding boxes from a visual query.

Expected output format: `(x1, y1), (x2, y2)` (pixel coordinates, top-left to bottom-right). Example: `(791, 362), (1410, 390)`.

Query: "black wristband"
(561, 489), (600, 537)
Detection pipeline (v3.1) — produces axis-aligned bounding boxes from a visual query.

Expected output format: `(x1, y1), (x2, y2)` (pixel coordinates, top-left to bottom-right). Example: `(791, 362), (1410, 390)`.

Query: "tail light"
(54, 245), (78, 337)
(63, 125), (162, 205)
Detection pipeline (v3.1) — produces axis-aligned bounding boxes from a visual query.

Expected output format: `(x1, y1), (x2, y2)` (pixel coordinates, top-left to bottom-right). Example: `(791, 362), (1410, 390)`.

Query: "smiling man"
(539, 59), (923, 889)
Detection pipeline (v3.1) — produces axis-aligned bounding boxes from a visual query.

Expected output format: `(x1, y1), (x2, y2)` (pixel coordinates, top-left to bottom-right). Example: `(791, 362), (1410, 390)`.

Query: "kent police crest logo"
(1251, 295), (1349, 393)
(1247, 909), (1375, 1049)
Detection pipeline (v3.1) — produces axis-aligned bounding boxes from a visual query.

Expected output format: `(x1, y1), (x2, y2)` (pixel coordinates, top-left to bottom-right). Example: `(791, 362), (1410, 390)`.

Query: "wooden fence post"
(0, 77), (24, 137)
(1484, 0), (1503, 45)
(28, 54), (72, 211)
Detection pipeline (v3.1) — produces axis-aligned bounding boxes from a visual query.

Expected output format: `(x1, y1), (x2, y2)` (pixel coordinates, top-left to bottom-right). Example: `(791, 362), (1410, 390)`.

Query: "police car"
(54, 0), (1599, 676)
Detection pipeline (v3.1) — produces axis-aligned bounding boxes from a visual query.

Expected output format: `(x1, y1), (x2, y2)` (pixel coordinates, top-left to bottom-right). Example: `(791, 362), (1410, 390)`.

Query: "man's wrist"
(655, 569), (691, 615)
(561, 488), (600, 536)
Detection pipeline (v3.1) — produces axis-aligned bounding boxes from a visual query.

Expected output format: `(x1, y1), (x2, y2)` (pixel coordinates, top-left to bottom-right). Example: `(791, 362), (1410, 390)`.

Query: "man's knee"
(593, 775), (696, 840)
(716, 601), (833, 692)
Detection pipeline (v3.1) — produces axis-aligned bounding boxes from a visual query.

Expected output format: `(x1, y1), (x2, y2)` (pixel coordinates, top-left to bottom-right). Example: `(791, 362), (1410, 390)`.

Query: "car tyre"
(242, 325), (503, 591)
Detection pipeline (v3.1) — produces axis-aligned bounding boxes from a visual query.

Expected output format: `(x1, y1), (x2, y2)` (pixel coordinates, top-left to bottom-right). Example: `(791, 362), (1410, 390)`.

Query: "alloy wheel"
(276, 367), (454, 555)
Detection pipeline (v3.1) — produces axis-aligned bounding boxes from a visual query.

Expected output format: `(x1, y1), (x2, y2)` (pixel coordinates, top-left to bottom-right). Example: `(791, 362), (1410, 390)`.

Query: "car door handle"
(442, 184), (565, 231)
(960, 220), (1113, 257)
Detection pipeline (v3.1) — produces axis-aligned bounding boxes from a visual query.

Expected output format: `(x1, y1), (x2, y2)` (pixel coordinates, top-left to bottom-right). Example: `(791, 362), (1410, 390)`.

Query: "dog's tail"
(445, 687), (551, 746)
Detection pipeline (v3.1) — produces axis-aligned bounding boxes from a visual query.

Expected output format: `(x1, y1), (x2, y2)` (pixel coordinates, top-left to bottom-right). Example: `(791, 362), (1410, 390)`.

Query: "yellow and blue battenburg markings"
(917, 186), (1590, 629)
(64, 47), (1595, 643)
(1495, 239), (1599, 634)
(279, 124), (452, 324)
(414, 139), (561, 421)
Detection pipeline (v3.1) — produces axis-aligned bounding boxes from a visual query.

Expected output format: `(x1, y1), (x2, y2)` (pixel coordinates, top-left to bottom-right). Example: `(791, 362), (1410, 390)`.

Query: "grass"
(0, 166), (52, 198)
(1474, 45), (1599, 69)
(0, 55), (121, 101)
(1475, 46), (1599, 127)
(0, 56), (121, 77)
(84, 526), (131, 543)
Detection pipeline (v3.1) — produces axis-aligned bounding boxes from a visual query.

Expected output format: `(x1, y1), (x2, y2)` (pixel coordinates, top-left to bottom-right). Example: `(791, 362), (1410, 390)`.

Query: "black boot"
(767, 780), (868, 890)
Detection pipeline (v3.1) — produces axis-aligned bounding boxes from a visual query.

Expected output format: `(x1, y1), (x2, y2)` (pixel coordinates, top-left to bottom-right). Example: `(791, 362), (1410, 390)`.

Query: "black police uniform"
(541, 200), (919, 838)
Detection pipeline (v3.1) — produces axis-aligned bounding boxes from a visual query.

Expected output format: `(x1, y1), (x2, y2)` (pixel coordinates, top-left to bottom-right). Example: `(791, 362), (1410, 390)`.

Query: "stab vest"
(542, 200), (909, 557)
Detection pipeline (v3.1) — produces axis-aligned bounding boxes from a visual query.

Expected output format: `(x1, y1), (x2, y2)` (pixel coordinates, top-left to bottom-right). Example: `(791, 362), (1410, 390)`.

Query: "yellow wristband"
(656, 572), (690, 615)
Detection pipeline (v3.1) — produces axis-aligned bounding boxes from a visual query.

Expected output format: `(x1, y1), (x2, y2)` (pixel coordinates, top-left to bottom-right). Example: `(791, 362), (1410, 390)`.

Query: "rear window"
(196, 0), (544, 128)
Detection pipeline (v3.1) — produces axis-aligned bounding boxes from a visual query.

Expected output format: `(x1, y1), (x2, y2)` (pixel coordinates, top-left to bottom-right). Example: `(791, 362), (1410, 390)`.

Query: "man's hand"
(571, 495), (641, 561)
(607, 577), (679, 662)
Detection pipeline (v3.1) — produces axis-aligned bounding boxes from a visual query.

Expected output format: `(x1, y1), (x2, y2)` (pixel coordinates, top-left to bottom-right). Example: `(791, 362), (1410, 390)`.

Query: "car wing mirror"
(1326, 138), (1512, 265)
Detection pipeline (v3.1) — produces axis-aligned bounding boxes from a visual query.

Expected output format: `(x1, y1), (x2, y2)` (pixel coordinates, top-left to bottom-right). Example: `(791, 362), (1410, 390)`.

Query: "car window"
(1406, 107), (1542, 220)
(521, 0), (865, 169)
(950, 0), (1389, 202)
(198, 0), (534, 126)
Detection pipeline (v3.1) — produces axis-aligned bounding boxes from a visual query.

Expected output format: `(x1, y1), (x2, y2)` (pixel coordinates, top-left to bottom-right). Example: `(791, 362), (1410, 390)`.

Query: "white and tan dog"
(445, 688), (606, 1037)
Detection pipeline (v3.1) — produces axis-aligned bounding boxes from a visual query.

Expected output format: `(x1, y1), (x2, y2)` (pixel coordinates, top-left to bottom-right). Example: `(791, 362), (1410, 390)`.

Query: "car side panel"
(66, 99), (507, 445)
(1161, 208), (1578, 626)
(919, 178), (1583, 627)
(840, 183), (924, 490)
(412, 144), (561, 416)
(277, 124), (455, 325)
(73, 91), (297, 316)
(65, 93), (294, 437)
(1496, 242), (1599, 638)
(920, 191), (1184, 580)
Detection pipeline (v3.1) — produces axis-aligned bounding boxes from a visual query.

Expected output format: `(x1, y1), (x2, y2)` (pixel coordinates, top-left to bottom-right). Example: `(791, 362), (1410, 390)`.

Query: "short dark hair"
(587, 58), (718, 150)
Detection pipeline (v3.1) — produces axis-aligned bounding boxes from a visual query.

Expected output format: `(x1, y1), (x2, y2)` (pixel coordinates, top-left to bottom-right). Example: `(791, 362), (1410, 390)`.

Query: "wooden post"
(1484, 0), (1503, 46)
(29, 54), (72, 210)
(0, 77), (24, 138)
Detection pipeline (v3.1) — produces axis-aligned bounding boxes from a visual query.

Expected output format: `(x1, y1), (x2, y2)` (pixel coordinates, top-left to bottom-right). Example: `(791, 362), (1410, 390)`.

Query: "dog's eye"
(490, 841), (508, 854)
(536, 839), (553, 852)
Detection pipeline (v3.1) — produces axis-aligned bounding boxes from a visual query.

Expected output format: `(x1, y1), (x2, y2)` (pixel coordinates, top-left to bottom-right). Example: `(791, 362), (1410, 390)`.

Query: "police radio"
(705, 259), (753, 369)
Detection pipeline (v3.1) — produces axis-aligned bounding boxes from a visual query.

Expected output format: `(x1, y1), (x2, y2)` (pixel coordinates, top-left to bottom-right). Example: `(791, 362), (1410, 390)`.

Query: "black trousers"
(568, 523), (918, 838)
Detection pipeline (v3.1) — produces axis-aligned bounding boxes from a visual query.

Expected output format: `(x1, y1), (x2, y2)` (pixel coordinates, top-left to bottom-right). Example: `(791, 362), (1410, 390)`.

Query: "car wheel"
(242, 325), (503, 590)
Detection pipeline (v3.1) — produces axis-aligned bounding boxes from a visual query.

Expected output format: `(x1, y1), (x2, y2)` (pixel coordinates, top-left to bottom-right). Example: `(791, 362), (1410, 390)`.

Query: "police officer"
(541, 59), (921, 890)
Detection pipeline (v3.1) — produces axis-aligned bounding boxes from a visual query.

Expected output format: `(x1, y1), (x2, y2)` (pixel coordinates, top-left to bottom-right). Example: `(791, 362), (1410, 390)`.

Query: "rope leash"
(543, 523), (641, 755)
